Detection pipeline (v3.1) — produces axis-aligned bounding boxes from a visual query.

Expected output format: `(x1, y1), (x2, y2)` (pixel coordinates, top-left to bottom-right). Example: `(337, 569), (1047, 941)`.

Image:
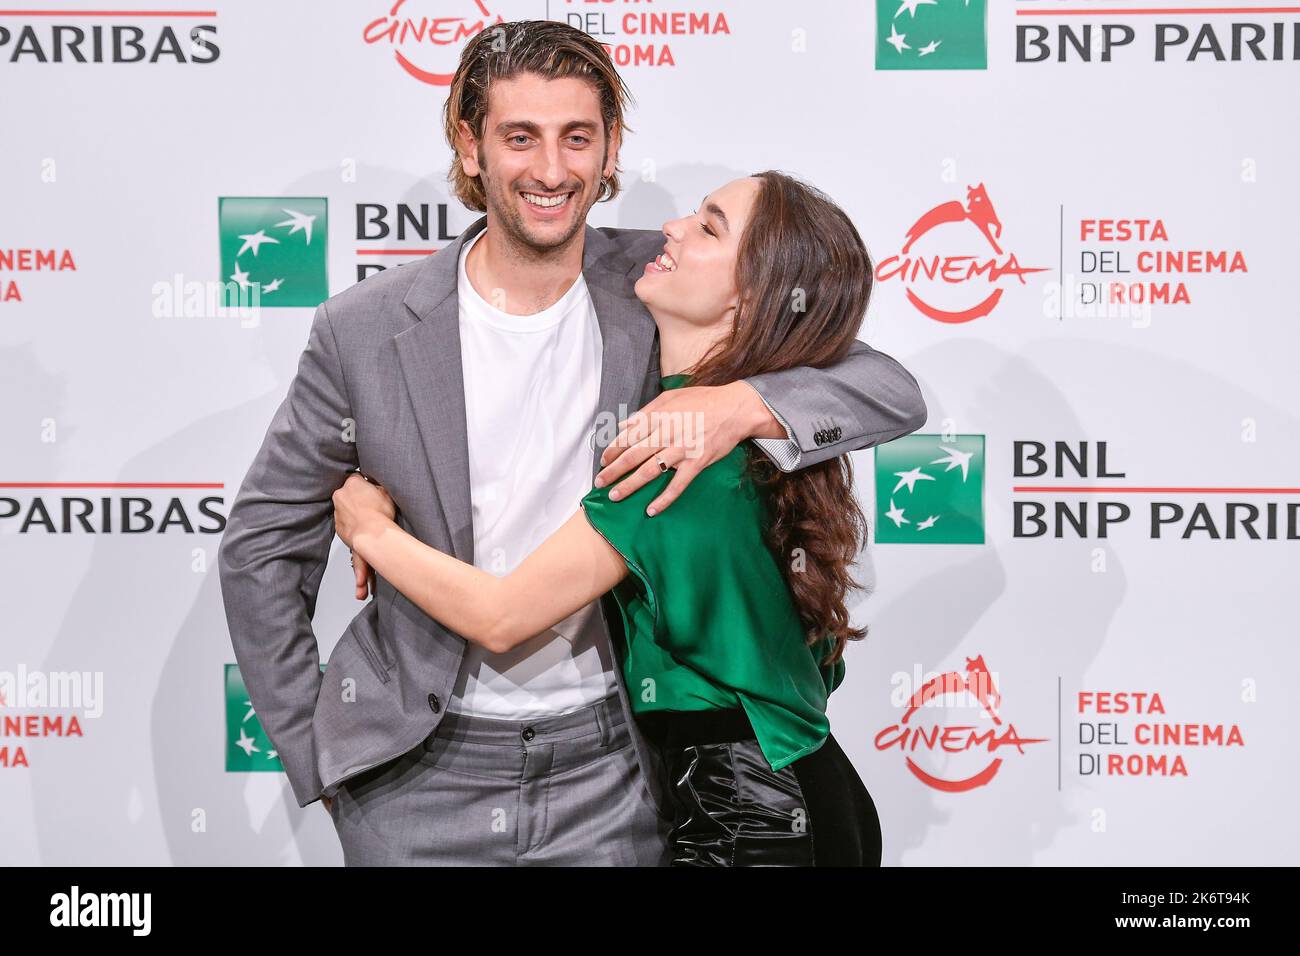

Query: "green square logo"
(218, 197), (328, 308)
(224, 663), (326, 772)
(224, 663), (285, 772)
(876, 0), (988, 70)
(874, 434), (985, 544)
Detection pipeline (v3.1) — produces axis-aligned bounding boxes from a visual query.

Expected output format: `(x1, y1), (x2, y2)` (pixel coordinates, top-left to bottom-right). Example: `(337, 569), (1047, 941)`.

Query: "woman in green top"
(335, 170), (883, 866)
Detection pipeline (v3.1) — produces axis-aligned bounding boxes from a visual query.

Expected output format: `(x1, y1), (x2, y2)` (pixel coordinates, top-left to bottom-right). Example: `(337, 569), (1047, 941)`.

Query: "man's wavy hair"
(443, 20), (633, 212)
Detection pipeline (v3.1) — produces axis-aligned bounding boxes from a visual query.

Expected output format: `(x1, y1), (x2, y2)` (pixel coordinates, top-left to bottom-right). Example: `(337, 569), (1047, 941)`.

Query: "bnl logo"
(875, 0), (988, 70)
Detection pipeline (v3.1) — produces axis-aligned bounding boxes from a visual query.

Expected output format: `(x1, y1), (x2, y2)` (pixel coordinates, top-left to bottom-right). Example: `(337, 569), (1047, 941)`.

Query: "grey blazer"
(217, 216), (927, 814)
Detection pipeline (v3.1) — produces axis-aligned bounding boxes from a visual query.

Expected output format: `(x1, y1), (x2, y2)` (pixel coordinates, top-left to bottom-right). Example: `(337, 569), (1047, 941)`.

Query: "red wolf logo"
(903, 184), (1004, 256)
(879, 183), (1047, 324)
(876, 654), (1048, 792)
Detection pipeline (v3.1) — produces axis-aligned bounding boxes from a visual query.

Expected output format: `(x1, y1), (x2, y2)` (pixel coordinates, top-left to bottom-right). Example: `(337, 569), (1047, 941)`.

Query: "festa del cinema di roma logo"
(877, 183), (1049, 324)
(363, 0), (507, 86)
(875, 655), (1049, 792)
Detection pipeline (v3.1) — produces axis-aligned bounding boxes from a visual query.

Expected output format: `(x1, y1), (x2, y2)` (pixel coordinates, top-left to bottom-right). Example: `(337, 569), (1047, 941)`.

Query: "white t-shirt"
(446, 229), (618, 718)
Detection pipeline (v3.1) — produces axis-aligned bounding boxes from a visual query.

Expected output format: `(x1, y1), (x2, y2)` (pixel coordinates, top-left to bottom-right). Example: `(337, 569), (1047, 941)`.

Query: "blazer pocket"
(347, 601), (393, 684)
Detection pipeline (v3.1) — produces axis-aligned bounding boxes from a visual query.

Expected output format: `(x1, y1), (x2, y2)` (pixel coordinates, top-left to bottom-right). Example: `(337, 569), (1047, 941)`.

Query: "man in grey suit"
(218, 20), (926, 865)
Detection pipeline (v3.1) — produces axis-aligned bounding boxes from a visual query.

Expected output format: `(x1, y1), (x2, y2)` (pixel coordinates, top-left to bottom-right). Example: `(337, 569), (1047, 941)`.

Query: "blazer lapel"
(581, 225), (659, 482)
(393, 219), (658, 565)
(394, 218), (484, 565)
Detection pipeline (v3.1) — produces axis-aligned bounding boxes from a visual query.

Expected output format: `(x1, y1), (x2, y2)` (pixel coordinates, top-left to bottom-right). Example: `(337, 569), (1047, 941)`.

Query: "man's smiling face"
(458, 72), (619, 255)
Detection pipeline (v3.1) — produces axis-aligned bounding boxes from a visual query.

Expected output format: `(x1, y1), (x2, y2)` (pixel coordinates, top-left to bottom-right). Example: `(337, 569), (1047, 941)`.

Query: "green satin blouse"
(579, 373), (845, 772)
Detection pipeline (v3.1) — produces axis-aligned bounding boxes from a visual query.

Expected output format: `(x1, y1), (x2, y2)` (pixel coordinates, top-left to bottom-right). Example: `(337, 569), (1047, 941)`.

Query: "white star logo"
(241, 699), (255, 723)
(230, 263), (253, 290)
(918, 39), (942, 57)
(236, 229), (280, 257)
(885, 499), (909, 528)
(892, 466), (936, 495)
(894, 0), (937, 19)
(930, 446), (974, 481)
(916, 514), (940, 531)
(261, 278), (285, 293)
(275, 208), (316, 245)
(234, 728), (260, 757)
(887, 25), (910, 54)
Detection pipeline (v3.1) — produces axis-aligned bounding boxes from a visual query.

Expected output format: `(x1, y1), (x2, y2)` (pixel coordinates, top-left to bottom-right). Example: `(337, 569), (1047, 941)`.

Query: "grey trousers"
(328, 691), (671, 866)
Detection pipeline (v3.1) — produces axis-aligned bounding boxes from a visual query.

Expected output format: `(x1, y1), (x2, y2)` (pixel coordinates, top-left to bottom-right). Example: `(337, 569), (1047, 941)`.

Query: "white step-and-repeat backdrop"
(2, 0), (1296, 865)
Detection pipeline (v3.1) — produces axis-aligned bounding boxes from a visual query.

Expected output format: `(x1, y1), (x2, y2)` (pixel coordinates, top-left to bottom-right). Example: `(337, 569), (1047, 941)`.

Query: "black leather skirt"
(638, 708), (882, 866)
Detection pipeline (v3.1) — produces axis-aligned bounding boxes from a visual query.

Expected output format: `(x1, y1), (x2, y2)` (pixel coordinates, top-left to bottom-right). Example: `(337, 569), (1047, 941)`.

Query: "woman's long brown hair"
(682, 170), (873, 665)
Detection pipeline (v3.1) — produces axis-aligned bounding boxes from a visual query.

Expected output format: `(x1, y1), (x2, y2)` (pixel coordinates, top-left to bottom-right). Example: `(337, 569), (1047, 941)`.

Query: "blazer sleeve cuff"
(750, 390), (802, 472)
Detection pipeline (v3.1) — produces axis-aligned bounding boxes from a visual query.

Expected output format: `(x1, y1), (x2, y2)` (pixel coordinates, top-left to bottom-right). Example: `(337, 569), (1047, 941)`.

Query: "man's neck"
(465, 222), (585, 315)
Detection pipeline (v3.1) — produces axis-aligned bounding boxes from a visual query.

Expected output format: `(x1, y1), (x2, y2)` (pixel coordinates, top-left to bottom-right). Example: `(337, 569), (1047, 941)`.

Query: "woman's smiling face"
(634, 176), (762, 327)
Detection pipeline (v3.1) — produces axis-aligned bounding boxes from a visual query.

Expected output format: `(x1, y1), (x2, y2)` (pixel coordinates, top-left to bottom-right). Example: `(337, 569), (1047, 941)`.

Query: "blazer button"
(427, 693), (441, 713)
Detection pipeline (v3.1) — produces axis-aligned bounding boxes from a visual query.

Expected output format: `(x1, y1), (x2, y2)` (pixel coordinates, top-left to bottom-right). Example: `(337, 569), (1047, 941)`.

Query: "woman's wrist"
(352, 513), (396, 563)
